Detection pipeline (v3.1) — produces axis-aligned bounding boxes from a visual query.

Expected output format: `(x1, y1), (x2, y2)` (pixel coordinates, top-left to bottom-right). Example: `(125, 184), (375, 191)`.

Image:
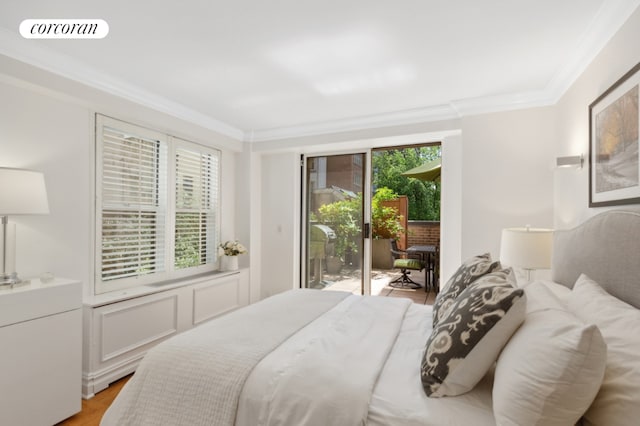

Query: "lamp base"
(525, 268), (532, 284)
(0, 272), (26, 288)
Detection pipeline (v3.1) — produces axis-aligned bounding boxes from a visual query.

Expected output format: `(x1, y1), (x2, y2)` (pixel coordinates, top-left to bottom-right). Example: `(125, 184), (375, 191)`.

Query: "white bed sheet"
(238, 298), (495, 426)
(367, 303), (496, 426)
(236, 295), (411, 425)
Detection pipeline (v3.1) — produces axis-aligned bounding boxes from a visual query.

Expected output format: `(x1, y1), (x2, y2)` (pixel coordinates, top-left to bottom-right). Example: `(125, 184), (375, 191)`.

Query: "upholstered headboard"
(552, 210), (640, 309)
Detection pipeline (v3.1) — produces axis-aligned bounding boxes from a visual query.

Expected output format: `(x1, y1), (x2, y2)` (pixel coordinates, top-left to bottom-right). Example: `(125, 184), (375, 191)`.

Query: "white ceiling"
(0, 0), (639, 141)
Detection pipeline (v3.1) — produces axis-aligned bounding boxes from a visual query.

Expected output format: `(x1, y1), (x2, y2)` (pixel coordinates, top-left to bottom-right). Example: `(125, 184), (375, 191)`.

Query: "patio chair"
(389, 240), (423, 289)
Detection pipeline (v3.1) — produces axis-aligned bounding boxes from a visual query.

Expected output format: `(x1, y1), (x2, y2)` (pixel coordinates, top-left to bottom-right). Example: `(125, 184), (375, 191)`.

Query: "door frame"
(300, 149), (373, 295)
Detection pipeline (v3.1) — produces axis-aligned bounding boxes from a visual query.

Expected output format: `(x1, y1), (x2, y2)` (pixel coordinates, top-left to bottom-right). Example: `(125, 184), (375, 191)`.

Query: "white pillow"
(493, 281), (606, 426)
(527, 279), (571, 303)
(518, 279), (572, 308)
(567, 274), (640, 426)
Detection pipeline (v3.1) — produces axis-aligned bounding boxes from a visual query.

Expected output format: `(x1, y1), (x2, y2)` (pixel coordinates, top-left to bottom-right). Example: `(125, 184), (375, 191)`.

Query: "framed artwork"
(589, 62), (640, 207)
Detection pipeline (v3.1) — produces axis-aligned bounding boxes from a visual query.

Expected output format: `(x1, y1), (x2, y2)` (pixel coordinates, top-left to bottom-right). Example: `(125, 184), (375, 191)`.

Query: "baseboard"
(82, 355), (144, 399)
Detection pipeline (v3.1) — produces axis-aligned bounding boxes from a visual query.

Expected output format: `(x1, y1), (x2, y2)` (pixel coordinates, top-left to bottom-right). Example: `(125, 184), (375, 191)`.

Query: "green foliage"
(315, 187), (407, 263)
(372, 187), (397, 201)
(175, 213), (205, 269)
(314, 145), (441, 257)
(372, 146), (441, 220)
(316, 195), (362, 261)
(175, 233), (202, 269)
(371, 188), (405, 240)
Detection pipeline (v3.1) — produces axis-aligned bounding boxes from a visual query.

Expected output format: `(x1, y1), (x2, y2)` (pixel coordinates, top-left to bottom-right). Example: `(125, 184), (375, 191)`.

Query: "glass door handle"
(363, 223), (371, 239)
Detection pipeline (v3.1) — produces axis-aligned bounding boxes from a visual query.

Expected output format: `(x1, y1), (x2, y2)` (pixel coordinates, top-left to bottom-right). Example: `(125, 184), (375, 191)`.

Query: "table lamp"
(0, 167), (50, 287)
(500, 226), (553, 283)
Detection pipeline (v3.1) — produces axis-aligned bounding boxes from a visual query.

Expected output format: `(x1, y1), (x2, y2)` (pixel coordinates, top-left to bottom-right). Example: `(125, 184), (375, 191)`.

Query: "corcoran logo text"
(20, 19), (109, 39)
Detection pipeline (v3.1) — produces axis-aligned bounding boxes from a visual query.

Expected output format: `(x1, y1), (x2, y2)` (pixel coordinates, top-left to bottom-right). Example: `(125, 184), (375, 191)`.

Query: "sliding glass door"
(302, 152), (370, 294)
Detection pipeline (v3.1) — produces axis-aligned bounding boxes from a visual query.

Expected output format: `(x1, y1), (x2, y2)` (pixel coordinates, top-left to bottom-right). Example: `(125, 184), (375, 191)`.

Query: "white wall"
(259, 152), (300, 298)
(254, 105), (556, 296)
(0, 55), (559, 301)
(9, 3), (638, 300)
(250, 9), (640, 294)
(235, 143), (262, 302)
(460, 107), (556, 260)
(554, 6), (640, 229)
(0, 56), (242, 297)
(253, 126), (465, 297)
(0, 80), (92, 285)
(440, 134), (462, 282)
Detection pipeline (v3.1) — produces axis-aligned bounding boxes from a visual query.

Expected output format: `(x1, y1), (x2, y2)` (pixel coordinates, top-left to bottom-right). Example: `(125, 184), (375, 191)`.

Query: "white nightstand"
(0, 278), (82, 425)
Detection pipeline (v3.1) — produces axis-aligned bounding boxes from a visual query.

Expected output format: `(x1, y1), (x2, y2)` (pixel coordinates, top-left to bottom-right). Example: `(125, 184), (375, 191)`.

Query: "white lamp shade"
(0, 168), (50, 215)
(500, 227), (553, 270)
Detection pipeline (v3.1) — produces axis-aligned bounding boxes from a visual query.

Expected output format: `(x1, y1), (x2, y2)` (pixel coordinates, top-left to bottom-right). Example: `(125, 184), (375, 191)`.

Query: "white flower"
(218, 240), (248, 256)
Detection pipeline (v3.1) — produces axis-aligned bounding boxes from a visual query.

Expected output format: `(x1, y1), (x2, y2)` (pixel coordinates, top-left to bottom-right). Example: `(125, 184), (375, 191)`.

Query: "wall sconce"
(556, 154), (583, 169)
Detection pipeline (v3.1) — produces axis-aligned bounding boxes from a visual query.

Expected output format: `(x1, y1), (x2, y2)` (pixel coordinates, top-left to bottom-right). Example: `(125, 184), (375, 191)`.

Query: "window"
(95, 115), (220, 294)
(174, 145), (218, 269)
(353, 172), (362, 188)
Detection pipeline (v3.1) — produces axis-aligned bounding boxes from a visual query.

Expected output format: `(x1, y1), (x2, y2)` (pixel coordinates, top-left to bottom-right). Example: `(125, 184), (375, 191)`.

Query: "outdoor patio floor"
(316, 268), (436, 305)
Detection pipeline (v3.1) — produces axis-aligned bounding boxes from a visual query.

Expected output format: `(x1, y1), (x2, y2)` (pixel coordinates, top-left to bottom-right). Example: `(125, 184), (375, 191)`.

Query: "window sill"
(83, 269), (244, 308)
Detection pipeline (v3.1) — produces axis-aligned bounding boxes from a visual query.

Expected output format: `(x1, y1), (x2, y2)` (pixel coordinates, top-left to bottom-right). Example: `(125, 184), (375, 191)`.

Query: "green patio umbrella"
(401, 158), (441, 182)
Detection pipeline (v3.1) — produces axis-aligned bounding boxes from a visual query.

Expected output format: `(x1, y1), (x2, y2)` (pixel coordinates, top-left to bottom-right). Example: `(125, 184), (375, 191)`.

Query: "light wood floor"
(57, 375), (131, 426)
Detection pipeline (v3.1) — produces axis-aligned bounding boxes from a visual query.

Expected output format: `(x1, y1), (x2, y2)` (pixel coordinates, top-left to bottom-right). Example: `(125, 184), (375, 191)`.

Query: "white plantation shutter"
(95, 115), (220, 294)
(174, 145), (219, 269)
(100, 125), (166, 283)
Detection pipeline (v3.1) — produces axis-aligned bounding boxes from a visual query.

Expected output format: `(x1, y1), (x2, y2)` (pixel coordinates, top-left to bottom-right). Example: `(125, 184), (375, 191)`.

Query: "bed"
(101, 210), (640, 426)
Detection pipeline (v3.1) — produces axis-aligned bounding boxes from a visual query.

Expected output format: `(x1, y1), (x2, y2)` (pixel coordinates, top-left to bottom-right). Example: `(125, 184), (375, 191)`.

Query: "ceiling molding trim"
(248, 104), (460, 142)
(1, 0), (638, 144)
(249, 90), (558, 143)
(0, 28), (244, 141)
(450, 90), (556, 117)
(251, 128), (463, 154)
(542, 0), (640, 103)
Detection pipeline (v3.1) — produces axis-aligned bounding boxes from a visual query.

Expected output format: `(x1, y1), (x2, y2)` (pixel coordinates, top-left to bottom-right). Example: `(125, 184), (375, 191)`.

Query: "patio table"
(406, 245), (437, 292)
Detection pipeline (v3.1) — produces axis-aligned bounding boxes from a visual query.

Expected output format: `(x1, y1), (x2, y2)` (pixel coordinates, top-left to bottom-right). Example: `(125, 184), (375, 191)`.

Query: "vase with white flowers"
(218, 240), (248, 271)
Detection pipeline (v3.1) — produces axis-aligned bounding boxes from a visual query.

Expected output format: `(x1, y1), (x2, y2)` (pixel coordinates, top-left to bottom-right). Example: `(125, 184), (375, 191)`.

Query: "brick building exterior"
(407, 221), (440, 247)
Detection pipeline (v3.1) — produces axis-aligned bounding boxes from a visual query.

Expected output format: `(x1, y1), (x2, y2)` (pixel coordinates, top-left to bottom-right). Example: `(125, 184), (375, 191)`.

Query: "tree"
(372, 145), (441, 220)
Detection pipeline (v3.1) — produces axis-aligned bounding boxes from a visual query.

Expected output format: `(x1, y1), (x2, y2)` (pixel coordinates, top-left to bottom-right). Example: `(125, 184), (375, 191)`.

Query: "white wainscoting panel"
(82, 269), (249, 398)
(100, 294), (179, 362)
(193, 275), (243, 325)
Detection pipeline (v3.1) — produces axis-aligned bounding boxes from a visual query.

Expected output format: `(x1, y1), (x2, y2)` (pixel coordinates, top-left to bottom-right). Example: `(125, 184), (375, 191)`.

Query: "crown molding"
(248, 90), (558, 143)
(543, 0), (640, 103)
(1, 0), (638, 144)
(449, 90), (556, 117)
(249, 0), (640, 142)
(0, 27), (244, 141)
(247, 103), (460, 142)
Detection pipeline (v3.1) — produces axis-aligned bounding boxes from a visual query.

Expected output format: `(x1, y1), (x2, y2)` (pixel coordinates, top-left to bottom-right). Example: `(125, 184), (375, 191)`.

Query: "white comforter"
(236, 294), (411, 425)
(102, 289), (495, 425)
(101, 289), (352, 426)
